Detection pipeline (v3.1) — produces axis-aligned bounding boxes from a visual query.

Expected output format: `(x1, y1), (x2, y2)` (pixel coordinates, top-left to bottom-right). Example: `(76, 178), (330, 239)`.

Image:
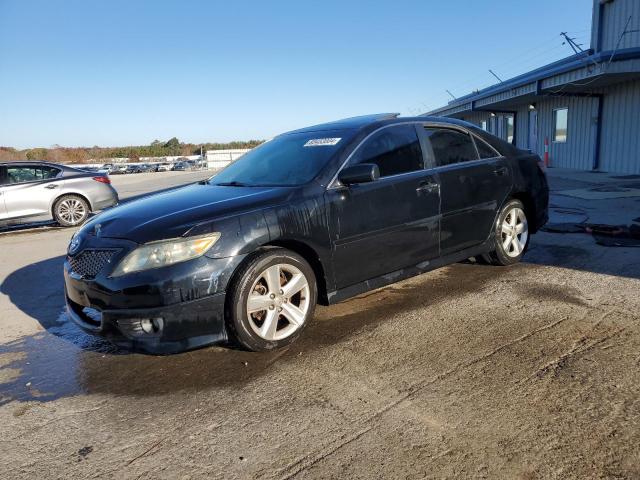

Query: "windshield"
(210, 130), (353, 187)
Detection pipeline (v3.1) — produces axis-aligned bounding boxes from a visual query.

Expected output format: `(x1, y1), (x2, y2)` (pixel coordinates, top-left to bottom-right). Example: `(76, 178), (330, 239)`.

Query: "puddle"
(47, 309), (123, 354)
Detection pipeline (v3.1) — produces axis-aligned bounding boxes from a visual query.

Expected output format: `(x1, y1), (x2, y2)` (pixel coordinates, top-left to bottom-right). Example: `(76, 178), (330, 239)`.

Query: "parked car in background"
(157, 163), (171, 172)
(125, 164), (147, 174)
(80, 166), (109, 174)
(101, 163), (114, 172)
(109, 165), (128, 175)
(171, 161), (190, 171)
(64, 114), (548, 354)
(1, 161), (118, 227)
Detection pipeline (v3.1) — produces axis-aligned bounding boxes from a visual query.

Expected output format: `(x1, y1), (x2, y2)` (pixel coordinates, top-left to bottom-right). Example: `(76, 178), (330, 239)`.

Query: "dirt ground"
(1, 171), (639, 479)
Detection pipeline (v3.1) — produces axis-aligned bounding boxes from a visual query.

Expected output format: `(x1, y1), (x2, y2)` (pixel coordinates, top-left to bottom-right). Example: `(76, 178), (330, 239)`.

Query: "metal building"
(425, 0), (640, 174)
(205, 148), (252, 170)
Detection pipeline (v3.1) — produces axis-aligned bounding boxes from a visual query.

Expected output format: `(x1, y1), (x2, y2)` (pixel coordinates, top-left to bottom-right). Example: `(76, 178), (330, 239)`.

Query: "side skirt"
(326, 239), (493, 305)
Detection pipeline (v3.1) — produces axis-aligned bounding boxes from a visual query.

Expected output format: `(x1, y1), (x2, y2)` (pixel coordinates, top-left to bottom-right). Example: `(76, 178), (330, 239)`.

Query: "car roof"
(282, 113), (483, 135)
(0, 161), (65, 167)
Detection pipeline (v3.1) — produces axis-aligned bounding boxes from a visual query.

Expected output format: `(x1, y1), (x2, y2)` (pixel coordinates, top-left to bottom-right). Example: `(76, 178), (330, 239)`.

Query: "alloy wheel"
(501, 207), (528, 257)
(246, 263), (310, 341)
(57, 198), (87, 225)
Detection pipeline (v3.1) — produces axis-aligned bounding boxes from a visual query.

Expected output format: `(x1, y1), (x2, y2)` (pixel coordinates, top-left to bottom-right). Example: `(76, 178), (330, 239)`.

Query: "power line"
(427, 35), (569, 101)
(415, 27), (598, 113)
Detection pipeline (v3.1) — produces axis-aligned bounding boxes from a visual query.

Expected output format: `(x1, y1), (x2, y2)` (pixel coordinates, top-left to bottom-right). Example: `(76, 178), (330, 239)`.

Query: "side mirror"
(338, 163), (380, 185)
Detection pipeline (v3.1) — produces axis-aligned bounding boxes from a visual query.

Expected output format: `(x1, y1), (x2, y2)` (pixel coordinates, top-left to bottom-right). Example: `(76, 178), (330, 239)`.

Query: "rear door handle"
(416, 180), (439, 194)
(44, 184), (58, 189)
(494, 166), (508, 176)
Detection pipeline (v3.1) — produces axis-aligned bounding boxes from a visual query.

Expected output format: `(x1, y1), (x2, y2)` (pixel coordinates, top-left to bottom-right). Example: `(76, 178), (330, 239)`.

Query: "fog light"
(140, 318), (163, 334)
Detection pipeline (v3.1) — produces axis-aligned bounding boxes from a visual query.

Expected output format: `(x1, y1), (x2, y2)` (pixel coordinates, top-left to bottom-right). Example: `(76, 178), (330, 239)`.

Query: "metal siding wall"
(515, 105), (529, 150)
(591, 0), (600, 50)
(453, 111), (496, 135)
(599, 79), (640, 174)
(536, 97), (598, 169)
(600, 0), (640, 51)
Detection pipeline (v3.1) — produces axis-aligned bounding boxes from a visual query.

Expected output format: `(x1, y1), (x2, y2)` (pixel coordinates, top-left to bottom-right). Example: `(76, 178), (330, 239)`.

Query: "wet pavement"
(1, 169), (640, 479)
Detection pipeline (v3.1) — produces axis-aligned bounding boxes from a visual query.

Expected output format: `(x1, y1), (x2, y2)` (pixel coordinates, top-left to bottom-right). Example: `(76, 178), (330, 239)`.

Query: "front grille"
(69, 249), (118, 279)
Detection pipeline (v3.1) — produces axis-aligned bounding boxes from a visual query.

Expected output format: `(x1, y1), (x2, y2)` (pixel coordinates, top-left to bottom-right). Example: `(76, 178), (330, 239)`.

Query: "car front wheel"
(482, 199), (529, 266)
(227, 248), (317, 351)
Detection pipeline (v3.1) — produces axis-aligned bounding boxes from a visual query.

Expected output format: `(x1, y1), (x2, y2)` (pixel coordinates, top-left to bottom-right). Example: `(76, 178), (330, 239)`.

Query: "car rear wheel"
(482, 199), (529, 266)
(227, 248), (317, 351)
(53, 195), (90, 227)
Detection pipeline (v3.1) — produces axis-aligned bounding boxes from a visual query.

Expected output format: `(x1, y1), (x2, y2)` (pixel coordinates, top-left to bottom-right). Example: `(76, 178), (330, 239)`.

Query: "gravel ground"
(0, 170), (639, 479)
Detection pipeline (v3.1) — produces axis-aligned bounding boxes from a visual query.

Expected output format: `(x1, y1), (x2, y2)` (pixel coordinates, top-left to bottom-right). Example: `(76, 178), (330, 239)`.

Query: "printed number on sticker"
(304, 138), (341, 147)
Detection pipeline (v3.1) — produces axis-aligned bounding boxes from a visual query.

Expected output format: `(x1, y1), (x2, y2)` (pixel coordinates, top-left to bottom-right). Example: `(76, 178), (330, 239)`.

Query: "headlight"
(111, 233), (220, 277)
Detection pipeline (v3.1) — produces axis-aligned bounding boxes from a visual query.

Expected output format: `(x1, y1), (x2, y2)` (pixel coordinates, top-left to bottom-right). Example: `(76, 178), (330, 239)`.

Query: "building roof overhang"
(425, 47), (640, 117)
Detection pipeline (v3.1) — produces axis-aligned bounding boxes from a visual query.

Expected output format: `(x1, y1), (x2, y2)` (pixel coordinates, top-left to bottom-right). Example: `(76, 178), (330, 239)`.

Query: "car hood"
(84, 183), (291, 243)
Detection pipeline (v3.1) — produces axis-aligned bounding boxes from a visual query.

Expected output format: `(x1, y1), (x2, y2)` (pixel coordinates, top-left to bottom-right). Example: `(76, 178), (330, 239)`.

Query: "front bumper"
(63, 235), (246, 354)
(65, 287), (227, 354)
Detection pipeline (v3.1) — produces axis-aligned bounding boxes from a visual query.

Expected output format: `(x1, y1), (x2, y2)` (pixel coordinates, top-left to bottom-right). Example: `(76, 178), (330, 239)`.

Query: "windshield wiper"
(214, 181), (250, 187)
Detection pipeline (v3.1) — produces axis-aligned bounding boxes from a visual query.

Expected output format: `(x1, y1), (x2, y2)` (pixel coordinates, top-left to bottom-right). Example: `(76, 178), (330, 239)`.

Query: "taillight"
(93, 176), (111, 184)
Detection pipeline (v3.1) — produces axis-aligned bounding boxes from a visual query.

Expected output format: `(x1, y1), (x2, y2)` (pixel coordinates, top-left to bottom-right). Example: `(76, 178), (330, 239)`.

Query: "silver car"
(0, 161), (119, 227)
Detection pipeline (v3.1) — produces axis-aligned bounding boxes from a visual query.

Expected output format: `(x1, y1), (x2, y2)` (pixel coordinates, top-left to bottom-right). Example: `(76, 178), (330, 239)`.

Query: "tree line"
(0, 137), (264, 164)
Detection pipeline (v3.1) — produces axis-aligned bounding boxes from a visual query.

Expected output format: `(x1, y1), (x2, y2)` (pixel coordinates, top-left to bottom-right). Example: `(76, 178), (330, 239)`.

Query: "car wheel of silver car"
(53, 194), (90, 227)
(227, 248), (317, 351)
(482, 199), (529, 266)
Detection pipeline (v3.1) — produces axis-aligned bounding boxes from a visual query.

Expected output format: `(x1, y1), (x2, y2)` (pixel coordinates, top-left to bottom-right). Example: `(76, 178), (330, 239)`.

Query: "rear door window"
(424, 128), (478, 167)
(474, 137), (500, 159)
(351, 124), (423, 177)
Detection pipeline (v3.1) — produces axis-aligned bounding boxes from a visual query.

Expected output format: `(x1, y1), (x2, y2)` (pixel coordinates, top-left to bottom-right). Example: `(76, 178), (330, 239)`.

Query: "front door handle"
(494, 166), (508, 176)
(416, 181), (439, 195)
(44, 184), (58, 189)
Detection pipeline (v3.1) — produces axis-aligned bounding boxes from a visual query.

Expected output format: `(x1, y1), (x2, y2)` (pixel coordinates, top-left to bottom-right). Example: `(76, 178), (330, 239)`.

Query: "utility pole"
(560, 32), (585, 55)
(488, 69), (504, 83)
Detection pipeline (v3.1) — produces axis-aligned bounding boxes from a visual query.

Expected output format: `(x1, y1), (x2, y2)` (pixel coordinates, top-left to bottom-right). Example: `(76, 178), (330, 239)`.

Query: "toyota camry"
(64, 114), (548, 353)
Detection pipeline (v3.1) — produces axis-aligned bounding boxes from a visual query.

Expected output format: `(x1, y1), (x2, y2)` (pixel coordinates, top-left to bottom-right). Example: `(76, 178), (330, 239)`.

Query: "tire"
(482, 199), (530, 266)
(226, 248), (317, 351)
(53, 195), (90, 227)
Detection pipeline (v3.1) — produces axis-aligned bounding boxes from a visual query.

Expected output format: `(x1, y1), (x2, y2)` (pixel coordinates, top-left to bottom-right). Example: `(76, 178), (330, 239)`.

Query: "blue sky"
(0, 0), (593, 148)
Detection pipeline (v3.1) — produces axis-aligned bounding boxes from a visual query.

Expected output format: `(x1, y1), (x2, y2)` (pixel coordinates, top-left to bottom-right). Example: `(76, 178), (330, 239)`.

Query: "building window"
(504, 115), (514, 144)
(553, 108), (568, 143)
(480, 120), (487, 131)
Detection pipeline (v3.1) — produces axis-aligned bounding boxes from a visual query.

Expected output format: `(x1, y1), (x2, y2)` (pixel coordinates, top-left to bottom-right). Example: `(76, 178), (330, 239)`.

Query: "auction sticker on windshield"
(304, 138), (341, 147)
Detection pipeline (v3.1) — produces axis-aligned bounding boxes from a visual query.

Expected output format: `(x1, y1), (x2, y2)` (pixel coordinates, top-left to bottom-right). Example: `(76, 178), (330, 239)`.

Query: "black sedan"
(64, 114), (548, 354)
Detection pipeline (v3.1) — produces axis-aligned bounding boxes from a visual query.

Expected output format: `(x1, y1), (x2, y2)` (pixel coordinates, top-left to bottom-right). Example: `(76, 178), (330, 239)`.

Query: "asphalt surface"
(1, 170), (639, 479)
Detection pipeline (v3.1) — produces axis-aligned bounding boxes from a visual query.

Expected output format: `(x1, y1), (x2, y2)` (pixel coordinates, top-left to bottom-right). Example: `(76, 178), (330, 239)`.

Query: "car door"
(1, 164), (63, 221)
(422, 126), (512, 256)
(0, 166), (8, 219)
(325, 123), (440, 289)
